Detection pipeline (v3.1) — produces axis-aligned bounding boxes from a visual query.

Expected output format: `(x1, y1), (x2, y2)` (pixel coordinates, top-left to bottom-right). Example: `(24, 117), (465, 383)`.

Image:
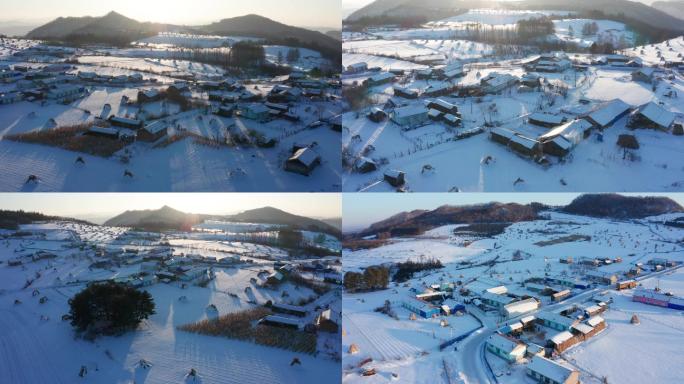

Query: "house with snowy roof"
(390, 104), (430, 129)
(285, 147), (321, 176)
(485, 333), (527, 362)
(527, 356), (580, 384)
(628, 102), (676, 130)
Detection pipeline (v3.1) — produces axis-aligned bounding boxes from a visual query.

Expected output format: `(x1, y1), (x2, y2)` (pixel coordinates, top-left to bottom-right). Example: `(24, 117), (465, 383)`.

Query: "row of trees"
(393, 258), (443, 283)
(344, 266), (389, 293)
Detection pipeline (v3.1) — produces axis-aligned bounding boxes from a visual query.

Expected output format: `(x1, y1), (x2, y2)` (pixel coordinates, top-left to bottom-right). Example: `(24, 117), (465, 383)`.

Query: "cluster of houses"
(399, 283), (466, 319)
(485, 297), (609, 383)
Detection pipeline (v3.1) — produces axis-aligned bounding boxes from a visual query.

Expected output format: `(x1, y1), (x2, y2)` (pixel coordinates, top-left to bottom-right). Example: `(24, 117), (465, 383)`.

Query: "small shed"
(285, 147), (321, 176)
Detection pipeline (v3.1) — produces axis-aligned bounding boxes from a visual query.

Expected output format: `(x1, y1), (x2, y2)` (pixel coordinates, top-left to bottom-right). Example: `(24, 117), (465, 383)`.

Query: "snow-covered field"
(0, 220), (341, 383)
(0, 37), (342, 192)
(342, 34), (684, 192)
(342, 211), (684, 384)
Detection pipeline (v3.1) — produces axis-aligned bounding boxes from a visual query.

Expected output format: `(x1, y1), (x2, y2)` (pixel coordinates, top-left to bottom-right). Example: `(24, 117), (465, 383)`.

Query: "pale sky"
(0, 0), (341, 28)
(0, 193), (341, 223)
(343, 193), (684, 232)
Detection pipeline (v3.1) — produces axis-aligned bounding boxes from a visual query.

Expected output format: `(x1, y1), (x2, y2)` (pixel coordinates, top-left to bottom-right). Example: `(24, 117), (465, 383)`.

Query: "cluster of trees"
(68, 282), (155, 336)
(343, 266), (389, 293)
(153, 42), (266, 72)
(393, 258), (443, 283)
(278, 229), (304, 249)
(276, 48), (301, 64)
(581, 21), (600, 36)
(455, 17), (555, 45)
(516, 17), (555, 40)
(342, 82), (371, 110)
(0, 210), (73, 230)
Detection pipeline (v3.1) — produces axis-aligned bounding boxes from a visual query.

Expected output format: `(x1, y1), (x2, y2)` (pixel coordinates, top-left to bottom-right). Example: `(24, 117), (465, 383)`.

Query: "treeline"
(345, 15), (430, 32)
(459, 17), (555, 46)
(343, 265), (389, 293)
(393, 258), (443, 283)
(0, 209), (87, 230)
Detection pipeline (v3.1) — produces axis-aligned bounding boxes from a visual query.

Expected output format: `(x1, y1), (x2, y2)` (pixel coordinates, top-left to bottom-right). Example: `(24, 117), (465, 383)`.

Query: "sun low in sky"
(0, 193), (342, 222)
(1, 0), (341, 29)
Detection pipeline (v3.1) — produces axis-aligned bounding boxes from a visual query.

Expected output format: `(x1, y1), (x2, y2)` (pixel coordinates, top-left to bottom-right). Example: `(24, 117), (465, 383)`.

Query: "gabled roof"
(528, 356), (577, 382)
(550, 330), (574, 344)
(587, 99), (631, 127)
(487, 333), (526, 355)
(637, 102), (675, 128)
(288, 147), (320, 167)
(393, 104), (428, 118)
(529, 112), (565, 126)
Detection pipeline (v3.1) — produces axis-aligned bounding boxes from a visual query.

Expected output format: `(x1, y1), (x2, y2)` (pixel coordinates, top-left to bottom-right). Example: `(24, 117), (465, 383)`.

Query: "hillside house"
(536, 311), (578, 331)
(390, 105), (429, 129)
(438, 62), (465, 79)
(109, 116), (143, 129)
(239, 104), (271, 122)
(402, 298), (440, 318)
(490, 127), (516, 145)
(346, 62), (368, 73)
(631, 67), (655, 83)
(538, 119), (593, 156)
(481, 291), (514, 309)
(272, 303), (308, 317)
(503, 298), (539, 317)
(549, 330), (577, 353)
(137, 89), (161, 103)
(47, 85), (84, 101)
(427, 99), (459, 115)
(628, 102), (675, 130)
(259, 315), (304, 330)
(422, 82), (453, 97)
(139, 121), (168, 142)
(523, 54), (572, 72)
(552, 289), (571, 301)
(480, 72), (518, 94)
(364, 72), (395, 87)
(393, 85), (419, 99)
(485, 333), (527, 362)
(585, 271), (618, 285)
(528, 113), (566, 128)
(585, 99), (631, 128)
(527, 356), (580, 384)
(616, 280), (637, 290)
(508, 134), (541, 157)
(85, 127), (119, 140)
(285, 147), (321, 176)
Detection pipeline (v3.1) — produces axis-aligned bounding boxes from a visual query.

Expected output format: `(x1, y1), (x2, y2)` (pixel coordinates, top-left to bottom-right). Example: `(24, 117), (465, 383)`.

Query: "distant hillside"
(227, 207), (341, 237)
(0, 210), (89, 230)
(326, 30), (342, 40)
(652, 1), (684, 20)
(200, 14), (341, 62)
(26, 12), (340, 62)
(319, 217), (343, 231)
(104, 206), (340, 237)
(27, 11), (172, 45)
(357, 202), (542, 237)
(346, 0), (684, 37)
(104, 205), (201, 231)
(562, 194), (684, 219)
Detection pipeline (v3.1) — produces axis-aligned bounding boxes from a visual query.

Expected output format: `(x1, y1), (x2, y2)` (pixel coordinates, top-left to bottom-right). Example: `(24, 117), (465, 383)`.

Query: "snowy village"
(342, 6), (684, 192)
(0, 199), (343, 383)
(0, 10), (343, 192)
(341, 193), (684, 384)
